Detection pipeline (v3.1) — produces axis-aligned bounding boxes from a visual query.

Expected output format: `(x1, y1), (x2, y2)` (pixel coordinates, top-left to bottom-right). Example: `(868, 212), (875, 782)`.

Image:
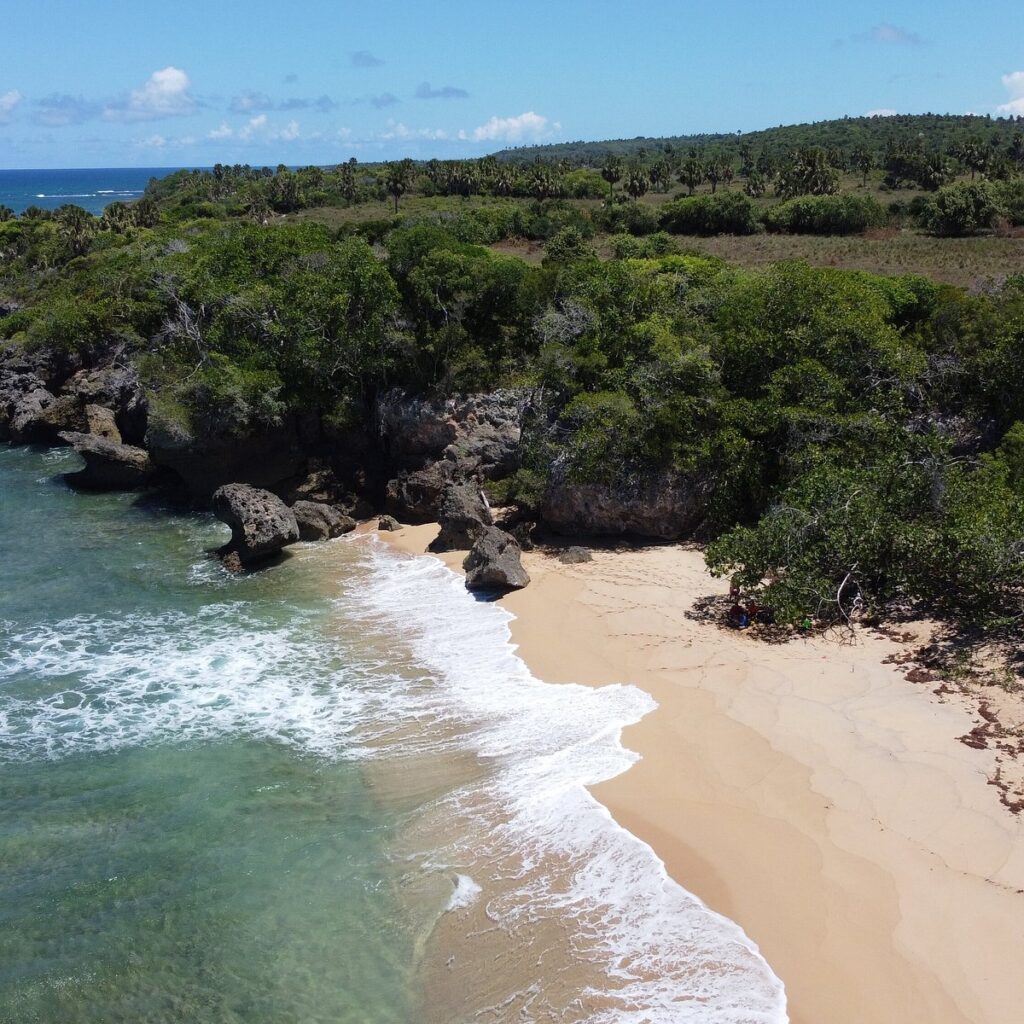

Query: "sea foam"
(0, 531), (788, 1022)
(353, 539), (788, 1024)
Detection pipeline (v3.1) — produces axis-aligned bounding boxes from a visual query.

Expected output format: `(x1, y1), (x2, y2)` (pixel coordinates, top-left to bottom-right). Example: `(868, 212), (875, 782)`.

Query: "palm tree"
(649, 159), (671, 193)
(677, 154), (705, 196)
(383, 161), (411, 213)
(851, 145), (874, 187)
(624, 167), (649, 201)
(132, 196), (160, 228)
(527, 163), (556, 202)
(600, 154), (623, 201)
(55, 204), (96, 257)
(100, 202), (128, 233)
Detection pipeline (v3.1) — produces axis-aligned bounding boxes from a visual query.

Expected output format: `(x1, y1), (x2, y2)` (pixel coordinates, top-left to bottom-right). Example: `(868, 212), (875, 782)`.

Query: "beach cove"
(383, 523), (1024, 1024)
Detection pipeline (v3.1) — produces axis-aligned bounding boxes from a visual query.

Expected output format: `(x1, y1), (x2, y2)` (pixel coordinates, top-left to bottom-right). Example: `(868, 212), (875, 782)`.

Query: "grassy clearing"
(285, 181), (1023, 288)
(661, 230), (1024, 288)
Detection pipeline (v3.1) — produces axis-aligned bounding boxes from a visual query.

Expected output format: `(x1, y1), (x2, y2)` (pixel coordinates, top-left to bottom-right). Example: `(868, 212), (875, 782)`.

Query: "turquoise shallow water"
(0, 445), (790, 1024)
(0, 447), (430, 1024)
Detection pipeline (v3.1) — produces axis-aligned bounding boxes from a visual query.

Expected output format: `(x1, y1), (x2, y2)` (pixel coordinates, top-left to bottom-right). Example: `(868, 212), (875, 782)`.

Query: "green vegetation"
(4, 111), (1024, 638)
(764, 194), (887, 235)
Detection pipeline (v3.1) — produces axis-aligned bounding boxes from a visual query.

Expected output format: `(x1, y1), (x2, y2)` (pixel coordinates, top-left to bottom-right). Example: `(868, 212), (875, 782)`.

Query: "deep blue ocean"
(0, 168), (188, 215)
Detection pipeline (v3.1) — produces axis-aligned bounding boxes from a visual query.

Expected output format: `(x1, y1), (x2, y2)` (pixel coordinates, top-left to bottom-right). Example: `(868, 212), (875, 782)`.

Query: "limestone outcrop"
(429, 482), (493, 553)
(291, 500), (356, 541)
(463, 527), (530, 591)
(212, 483), (300, 566)
(58, 431), (155, 490)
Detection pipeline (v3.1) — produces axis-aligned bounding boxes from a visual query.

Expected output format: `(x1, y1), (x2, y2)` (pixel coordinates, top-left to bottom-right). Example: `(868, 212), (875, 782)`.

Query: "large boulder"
(541, 464), (706, 541)
(463, 527), (530, 592)
(384, 461), (455, 524)
(212, 484), (300, 566)
(429, 482), (493, 553)
(291, 500), (355, 541)
(58, 431), (155, 491)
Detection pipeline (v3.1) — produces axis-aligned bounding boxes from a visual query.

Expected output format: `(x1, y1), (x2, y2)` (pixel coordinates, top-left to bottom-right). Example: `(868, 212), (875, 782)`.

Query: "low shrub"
(659, 192), (760, 236)
(765, 194), (887, 235)
(918, 181), (1002, 237)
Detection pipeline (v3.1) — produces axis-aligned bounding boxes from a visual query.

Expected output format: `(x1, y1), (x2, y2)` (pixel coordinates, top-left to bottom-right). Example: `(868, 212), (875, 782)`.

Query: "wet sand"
(378, 523), (1024, 1024)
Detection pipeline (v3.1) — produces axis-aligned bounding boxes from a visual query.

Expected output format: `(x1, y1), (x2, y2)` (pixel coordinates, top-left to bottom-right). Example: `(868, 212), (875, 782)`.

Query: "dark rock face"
(429, 482), (493, 553)
(509, 519), (537, 552)
(58, 431), (155, 491)
(384, 462), (455, 524)
(212, 484), (300, 566)
(0, 342), (85, 393)
(146, 416), (306, 499)
(291, 501), (355, 541)
(377, 515), (400, 532)
(62, 365), (147, 444)
(463, 527), (530, 592)
(377, 389), (529, 478)
(0, 354), (147, 446)
(541, 465), (705, 541)
(558, 546), (593, 564)
(0, 371), (56, 443)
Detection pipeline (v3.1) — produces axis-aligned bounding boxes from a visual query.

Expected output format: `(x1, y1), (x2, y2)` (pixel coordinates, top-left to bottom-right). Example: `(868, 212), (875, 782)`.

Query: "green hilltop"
(492, 113), (1024, 164)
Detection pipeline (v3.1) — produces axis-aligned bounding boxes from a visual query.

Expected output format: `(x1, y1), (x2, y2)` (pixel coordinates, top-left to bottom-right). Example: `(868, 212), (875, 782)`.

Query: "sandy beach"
(378, 523), (1024, 1024)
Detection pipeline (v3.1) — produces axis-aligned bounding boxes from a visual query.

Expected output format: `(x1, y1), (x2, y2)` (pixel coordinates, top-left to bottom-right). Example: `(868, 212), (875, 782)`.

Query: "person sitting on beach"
(728, 603), (750, 629)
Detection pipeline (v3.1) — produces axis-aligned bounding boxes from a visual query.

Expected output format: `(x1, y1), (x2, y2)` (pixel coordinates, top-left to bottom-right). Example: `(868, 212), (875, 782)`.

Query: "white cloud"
(238, 113), (267, 140)
(208, 122), (233, 140)
(464, 111), (558, 143)
(996, 70), (1024, 115)
(105, 66), (196, 122)
(141, 134), (166, 148)
(865, 108), (898, 117)
(277, 119), (300, 141)
(380, 120), (449, 141)
(0, 89), (22, 123)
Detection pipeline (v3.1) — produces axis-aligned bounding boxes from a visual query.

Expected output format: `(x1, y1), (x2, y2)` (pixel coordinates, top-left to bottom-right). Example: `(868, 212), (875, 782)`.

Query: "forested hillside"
(3, 113), (1024, 638)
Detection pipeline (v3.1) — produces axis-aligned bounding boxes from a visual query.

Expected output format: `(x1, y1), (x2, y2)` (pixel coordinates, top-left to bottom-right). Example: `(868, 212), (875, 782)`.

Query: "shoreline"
(378, 522), (1024, 1024)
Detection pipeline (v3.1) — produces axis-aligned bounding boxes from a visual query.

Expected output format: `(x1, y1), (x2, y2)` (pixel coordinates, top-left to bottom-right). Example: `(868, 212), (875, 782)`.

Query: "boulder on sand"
(377, 515), (400, 532)
(58, 431), (155, 490)
(558, 546), (593, 564)
(463, 526), (530, 592)
(212, 483), (299, 567)
(291, 500), (356, 541)
(429, 482), (493, 553)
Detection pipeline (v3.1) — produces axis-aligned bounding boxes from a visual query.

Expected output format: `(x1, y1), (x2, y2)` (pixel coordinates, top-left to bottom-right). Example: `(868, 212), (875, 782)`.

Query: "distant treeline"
(492, 113), (1024, 166)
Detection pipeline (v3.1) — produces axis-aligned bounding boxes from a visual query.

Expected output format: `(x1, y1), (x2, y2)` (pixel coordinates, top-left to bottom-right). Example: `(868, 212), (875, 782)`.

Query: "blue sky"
(1, 0), (1022, 168)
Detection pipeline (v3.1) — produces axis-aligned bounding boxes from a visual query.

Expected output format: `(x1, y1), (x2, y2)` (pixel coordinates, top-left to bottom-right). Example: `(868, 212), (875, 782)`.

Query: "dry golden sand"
(376, 523), (1024, 1024)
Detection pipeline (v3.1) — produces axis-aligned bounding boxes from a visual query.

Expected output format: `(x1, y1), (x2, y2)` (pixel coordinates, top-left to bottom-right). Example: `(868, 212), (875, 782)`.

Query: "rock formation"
(558, 546), (593, 564)
(212, 483), (300, 566)
(463, 527), (530, 591)
(429, 482), (493, 552)
(541, 463), (705, 540)
(291, 501), (356, 541)
(58, 431), (155, 490)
